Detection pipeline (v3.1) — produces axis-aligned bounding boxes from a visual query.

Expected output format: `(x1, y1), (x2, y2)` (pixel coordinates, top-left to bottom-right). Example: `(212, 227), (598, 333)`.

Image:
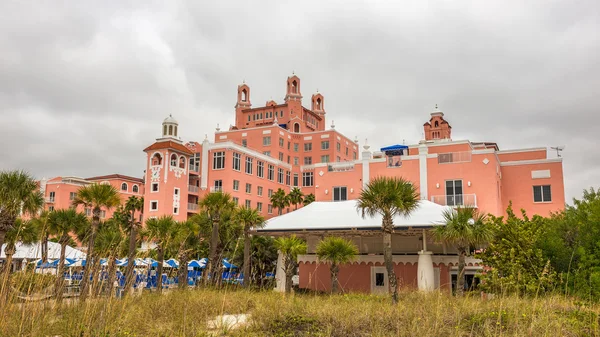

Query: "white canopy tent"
(258, 200), (451, 233)
(0, 241), (86, 260)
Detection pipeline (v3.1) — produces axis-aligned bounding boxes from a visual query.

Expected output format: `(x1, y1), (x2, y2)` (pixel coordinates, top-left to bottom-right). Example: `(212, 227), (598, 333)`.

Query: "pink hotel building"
(39, 74), (564, 222)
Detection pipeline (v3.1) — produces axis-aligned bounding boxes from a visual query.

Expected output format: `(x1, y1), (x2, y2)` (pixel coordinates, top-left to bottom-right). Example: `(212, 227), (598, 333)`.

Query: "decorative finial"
(317, 88), (319, 93)
(435, 104), (438, 110)
(204, 134), (208, 141)
(216, 123), (220, 132)
(242, 79), (245, 84)
(292, 70), (295, 75)
(363, 138), (370, 151)
(354, 136), (359, 143)
(273, 116), (278, 125)
(331, 120), (335, 129)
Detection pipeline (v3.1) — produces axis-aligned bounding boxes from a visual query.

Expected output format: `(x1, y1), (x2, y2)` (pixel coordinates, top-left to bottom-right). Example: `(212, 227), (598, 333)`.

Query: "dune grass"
(0, 288), (598, 336)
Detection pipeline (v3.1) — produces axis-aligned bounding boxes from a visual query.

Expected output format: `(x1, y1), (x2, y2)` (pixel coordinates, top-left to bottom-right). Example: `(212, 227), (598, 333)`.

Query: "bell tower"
(284, 74), (302, 102)
(423, 105), (452, 141)
(235, 82), (251, 128)
(162, 114), (179, 140)
(311, 92), (325, 117)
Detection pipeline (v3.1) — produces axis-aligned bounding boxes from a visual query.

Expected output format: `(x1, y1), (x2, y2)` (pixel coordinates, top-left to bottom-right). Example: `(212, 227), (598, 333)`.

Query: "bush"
(10, 272), (56, 294)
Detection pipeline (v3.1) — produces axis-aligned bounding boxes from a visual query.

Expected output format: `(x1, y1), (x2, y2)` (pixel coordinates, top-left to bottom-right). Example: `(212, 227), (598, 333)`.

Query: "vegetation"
(316, 237), (359, 293)
(144, 215), (178, 292)
(303, 193), (315, 206)
(357, 176), (419, 303)
(274, 235), (307, 293)
(270, 188), (290, 215)
(2, 219), (39, 276)
(288, 187), (304, 210)
(123, 196), (144, 293)
(233, 206), (266, 286)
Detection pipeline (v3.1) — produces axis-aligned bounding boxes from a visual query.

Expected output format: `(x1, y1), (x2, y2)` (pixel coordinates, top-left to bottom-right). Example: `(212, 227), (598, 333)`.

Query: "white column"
(418, 143), (428, 200)
(274, 250), (286, 292)
(200, 138), (210, 190)
(361, 143), (372, 188)
(417, 251), (434, 291)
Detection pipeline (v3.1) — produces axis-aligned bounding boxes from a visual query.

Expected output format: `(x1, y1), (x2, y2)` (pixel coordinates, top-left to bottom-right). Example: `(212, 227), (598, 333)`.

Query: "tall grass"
(0, 286), (598, 336)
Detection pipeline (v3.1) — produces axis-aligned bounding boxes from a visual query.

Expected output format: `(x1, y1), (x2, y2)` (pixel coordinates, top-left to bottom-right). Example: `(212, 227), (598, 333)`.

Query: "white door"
(371, 266), (388, 294)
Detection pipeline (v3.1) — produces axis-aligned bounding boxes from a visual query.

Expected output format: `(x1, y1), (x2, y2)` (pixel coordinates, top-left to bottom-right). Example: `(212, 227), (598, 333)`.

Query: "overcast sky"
(1, 1), (598, 203)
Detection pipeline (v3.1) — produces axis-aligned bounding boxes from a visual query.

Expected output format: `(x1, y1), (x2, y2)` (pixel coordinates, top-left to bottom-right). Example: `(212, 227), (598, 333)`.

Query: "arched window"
(169, 125), (173, 136)
(121, 183), (128, 191)
(170, 154), (177, 166)
(179, 156), (186, 169)
(174, 126), (178, 137)
(294, 123), (300, 133)
(316, 98), (321, 110)
(163, 125), (167, 136)
(292, 80), (298, 93)
(241, 89), (247, 102)
(152, 153), (162, 166)
(434, 121), (439, 127)
(132, 185), (139, 193)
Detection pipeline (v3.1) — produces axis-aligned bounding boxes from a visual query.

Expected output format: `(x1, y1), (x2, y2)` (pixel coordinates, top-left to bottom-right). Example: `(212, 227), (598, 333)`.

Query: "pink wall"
(497, 149), (547, 162)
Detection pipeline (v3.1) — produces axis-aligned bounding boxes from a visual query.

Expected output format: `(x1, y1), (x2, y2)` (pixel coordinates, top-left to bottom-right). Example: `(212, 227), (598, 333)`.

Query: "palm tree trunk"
(206, 219), (220, 285)
(0, 213), (12, 253)
(331, 263), (339, 294)
(284, 256), (294, 294)
(55, 240), (67, 302)
(80, 212), (100, 301)
(2, 246), (15, 275)
(178, 252), (189, 289)
(457, 249), (466, 297)
(106, 256), (117, 297)
(382, 215), (398, 303)
(156, 248), (164, 293)
(243, 230), (251, 287)
(124, 220), (137, 294)
(41, 234), (48, 264)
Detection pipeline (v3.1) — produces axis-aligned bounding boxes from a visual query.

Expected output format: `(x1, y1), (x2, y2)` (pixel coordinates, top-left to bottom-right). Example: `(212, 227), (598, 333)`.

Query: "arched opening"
(121, 183), (128, 191)
(294, 123), (300, 133)
(170, 154), (177, 166)
(163, 125), (167, 136)
(169, 125), (173, 136)
(241, 89), (247, 102)
(179, 156), (186, 169)
(316, 98), (321, 110)
(174, 126), (178, 137)
(292, 80), (298, 93)
(152, 153), (163, 166)
(434, 121), (439, 127)
(132, 185), (139, 193)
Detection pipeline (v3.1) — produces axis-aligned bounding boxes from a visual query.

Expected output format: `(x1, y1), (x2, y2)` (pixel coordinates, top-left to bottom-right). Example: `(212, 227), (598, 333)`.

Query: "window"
(150, 201), (158, 211)
(294, 143), (299, 152)
(213, 151), (225, 169)
(287, 142), (291, 150)
(233, 180), (240, 191)
(337, 143), (341, 152)
(245, 157), (253, 174)
(257, 202), (263, 212)
(49, 191), (55, 202)
(279, 138), (284, 147)
(321, 141), (330, 150)
(152, 153), (162, 166)
(48, 206), (55, 212)
(173, 207), (179, 215)
(304, 157), (312, 165)
(257, 161), (264, 178)
(268, 164), (275, 181)
(268, 204), (273, 214)
(174, 188), (180, 195)
(294, 157), (299, 165)
(278, 168), (284, 184)
(321, 155), (330, 163)
(132, 185), (139, 193)
(233, 153), (241, 171)
(151, 183), (159, 192)
(245, 200), (251, 208)
(85, 208), (91, 216)
(248, 115), (251, 122)
(246, 183), (252, 194)
(233, 197), (239, 205)
(333, 187), (348, 201)
(179, 156), (186, 169)
(445, 180), (463, 206)
(100, 210), (106, 219)
(533, 185), (552, 202)
(375, 272), (385, 286)
(263, 136), (271, 146)
(213, 180), (223, 192)
(353, 152), (357, 160)
(287, 155), (290, 164)
(170, 154), (177, 166)
(345, 148), (349, 156)
(279, 152), (284, 161)
(336, 156), (341, 162)
(264, 151), (271, 157)
(304, 143), (312, 152)
(302, 172), (314, 187)
(69, 192), (77, 200)
(286, 171), (291, 185)
(242, 139), (247, 147)
(293, 173), (299, 187)
(268, 189), (273, 197)
(121, 183), (128, 191)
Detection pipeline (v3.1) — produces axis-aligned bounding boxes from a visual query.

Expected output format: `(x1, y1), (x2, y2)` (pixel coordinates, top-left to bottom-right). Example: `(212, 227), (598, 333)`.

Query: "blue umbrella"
(222, 259), (237, 269)
(188, 259), (206, 268)
(164, 259), (179, 268)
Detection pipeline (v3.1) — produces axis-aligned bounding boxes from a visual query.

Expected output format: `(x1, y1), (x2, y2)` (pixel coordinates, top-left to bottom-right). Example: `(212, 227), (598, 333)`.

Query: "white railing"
(210, 186), (223, 192)
(430, 194), (477, 207)
(187, 203), (199, 211)
(188, 185), (199, 193)
(46, 197), (55, 203)
(437, 151), (472, 164)
(328, 162), (355, 172)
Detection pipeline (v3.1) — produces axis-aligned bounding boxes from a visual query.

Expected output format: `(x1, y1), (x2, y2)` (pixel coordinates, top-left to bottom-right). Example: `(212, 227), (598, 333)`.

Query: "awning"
(380, 144), (408, 152)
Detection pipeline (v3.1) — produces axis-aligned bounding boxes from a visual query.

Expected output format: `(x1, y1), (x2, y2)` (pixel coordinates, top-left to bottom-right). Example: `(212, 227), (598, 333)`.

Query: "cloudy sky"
(1, 1), (598, 202)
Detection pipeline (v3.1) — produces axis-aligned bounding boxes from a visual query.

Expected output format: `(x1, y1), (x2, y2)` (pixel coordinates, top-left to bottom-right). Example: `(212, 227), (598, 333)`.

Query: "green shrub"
(10, 272), (56, 293)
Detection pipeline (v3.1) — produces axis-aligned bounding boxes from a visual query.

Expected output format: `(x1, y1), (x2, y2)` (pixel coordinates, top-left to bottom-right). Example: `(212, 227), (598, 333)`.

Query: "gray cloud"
(1, 0), (598, 202)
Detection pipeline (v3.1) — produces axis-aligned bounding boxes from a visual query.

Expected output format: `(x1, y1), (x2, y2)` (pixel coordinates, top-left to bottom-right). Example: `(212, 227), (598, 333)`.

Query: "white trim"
(149, 200), (159, 212)
(151, 182), (159, 193)
(496, 147), (546, 155)
(304, 136), (312, 140)
(531, 169), (551, 179)
(219, 135), (227, 139)
(297, 254), (481, 266)
(132, 184), (139, 193)
(418, 144), (428, 200)
(426, 153), (438, 159)
(201, 139), (209, 190)
(120, 182), (128, 192)
(472, 149), (495, 155)
(500, 158), (562, 166)
(262, 130), (271, 134)
(320, 134), (329, 139)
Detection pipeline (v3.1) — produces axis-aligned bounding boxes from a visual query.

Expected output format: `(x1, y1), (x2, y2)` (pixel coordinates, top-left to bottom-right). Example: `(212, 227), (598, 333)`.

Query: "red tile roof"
(143, 140), (194, 155)
(86, 174), (144, 184)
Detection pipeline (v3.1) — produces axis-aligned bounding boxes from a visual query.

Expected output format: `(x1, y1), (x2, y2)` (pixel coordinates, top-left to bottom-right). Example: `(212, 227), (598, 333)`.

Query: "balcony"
(430, 194), (477, 208)
(188, 185), (199, 193)
(210, 186), (223, 193)
(437, 151), (472, 164)
(187, 203), (199, 211)
(45, 197), (55, 203)
(328, 162), (355, 172)
(189, 165), (200, 174)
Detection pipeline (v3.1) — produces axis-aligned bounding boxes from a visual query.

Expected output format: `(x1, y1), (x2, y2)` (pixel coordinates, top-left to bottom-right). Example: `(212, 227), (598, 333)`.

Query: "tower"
(162, 114), (179, 139)
(284, 74), (302, 102)
(235, 82), (251, 128)
(311, 92), (325, 117)
(423, 105), (452, 141)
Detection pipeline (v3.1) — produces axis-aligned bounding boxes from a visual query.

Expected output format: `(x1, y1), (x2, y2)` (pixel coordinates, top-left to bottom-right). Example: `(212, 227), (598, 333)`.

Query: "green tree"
(31, 210), (52, 263)
(48, 209), (89, 301)
(356, 176), (419, 303)
(170, 220), (200, 289)
(274, 235), (307, 294)
(303, 193), (316, 206)
(433, 207), (493, 296)
(288, 188), (304, 210)
(0, 170), (44, 258)
(123, 196), (144, 293)
(198, 192), (237, 285)
(144, 216), (177, 292)
(94, 218), (127, 297)
(71, 183), (121, 301)
(316, 237), (358, 294)
(270, 188), (290, 215)
(476, 204), (556, 296)
(2, 219), (39, 276)
(233, 207), (266, 286)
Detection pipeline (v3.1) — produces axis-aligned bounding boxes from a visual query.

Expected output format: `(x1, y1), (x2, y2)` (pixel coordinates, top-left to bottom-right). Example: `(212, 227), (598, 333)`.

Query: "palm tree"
(171, 220), (200, 289)
(302, 193), (315, 206)
(0, 170), (44, 257)
(2, 219), (39, 276)
(356, 177), (419, 303)
(432, 207), (492, 296)
(123, 196), (143, 293)
(288, 188), (304, 210)
(270, 188), (290, 215)
(94, 218), (127, 297)
(144, 216), (177, 292)
(31, 210), (52, 263)
(71, 183), (121, 301)
(48, 209), (89, 301)
(198, 192), (236, 285)
(274, 235), (307, 293)
(315, 237), (358, 294)
(233, 207), (266, 286)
